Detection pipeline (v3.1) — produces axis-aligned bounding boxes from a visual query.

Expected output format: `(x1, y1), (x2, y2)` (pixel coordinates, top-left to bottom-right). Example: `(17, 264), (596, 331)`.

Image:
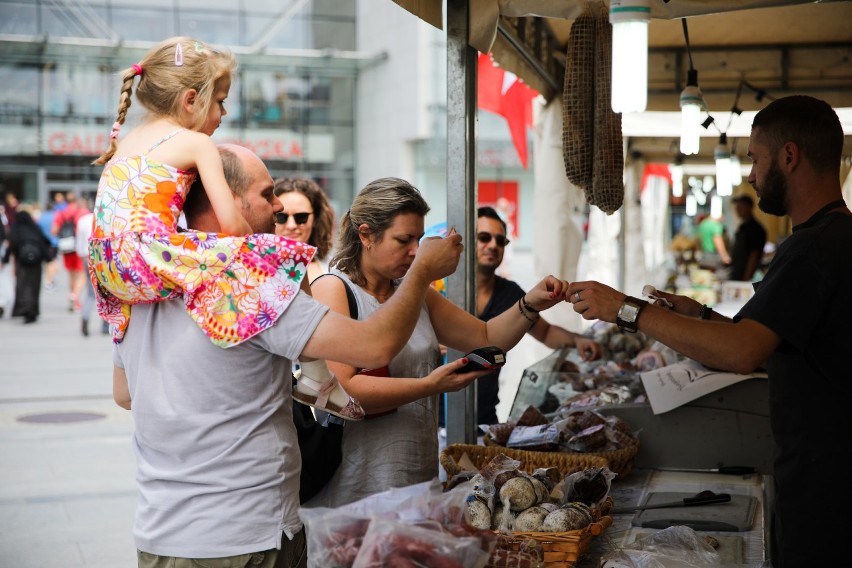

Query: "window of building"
(0, 1), (38, 34)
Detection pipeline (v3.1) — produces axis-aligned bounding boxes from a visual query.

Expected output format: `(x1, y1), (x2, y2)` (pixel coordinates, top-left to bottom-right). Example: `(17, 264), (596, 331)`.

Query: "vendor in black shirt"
(565, 96), (851, 567)
(472, 207), (602, 425)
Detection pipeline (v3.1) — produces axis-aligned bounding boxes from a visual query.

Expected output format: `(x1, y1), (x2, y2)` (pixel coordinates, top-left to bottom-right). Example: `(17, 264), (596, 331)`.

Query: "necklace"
(364, 283), (394, 303)
(794, 199), (848, 232)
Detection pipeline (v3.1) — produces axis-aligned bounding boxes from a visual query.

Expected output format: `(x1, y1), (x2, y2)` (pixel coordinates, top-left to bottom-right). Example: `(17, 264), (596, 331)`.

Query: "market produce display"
(483, 407), (640, 478)
(462, 453), (615, 567)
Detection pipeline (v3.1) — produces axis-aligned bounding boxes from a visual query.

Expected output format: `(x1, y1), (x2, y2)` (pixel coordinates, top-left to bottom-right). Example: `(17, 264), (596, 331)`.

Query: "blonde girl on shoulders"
(88, 38), (312, 348)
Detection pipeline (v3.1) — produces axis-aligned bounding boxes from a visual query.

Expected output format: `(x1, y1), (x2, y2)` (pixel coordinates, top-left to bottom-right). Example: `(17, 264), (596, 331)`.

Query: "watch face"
(621, 302), (639, 322)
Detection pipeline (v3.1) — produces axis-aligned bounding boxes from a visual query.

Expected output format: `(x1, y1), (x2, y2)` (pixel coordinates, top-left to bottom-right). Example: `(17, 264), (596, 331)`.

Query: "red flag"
(641, 163), (674, 193)
(477, 52), (504, 115)
(477, 52), (538, 169)
(500, 79), (538, 169)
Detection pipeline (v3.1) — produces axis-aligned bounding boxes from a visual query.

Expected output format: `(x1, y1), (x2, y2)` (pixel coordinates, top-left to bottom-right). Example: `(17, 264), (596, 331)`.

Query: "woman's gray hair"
(331, 177), (430, 286)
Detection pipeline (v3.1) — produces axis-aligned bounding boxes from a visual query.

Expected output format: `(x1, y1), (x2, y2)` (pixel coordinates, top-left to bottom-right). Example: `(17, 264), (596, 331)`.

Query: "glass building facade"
(0, 0), (375, 213)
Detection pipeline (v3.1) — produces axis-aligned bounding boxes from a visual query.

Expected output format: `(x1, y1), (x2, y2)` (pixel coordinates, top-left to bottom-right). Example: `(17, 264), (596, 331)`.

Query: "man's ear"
(782, 141), (800, 171)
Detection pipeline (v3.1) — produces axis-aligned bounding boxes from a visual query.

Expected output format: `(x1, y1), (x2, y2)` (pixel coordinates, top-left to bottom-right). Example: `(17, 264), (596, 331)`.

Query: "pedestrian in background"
(75, 200), (107, 337)
(36, 194), (63, 291)
(51, 192), (89, 312)
(696, 211), (731, 267)
(2, 208), (52, 323)
(728, 194), (767, 282)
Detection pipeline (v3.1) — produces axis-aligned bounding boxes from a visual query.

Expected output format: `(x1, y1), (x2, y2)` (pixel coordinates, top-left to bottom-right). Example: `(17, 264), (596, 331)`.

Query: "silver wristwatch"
(616, 296), (647, 333)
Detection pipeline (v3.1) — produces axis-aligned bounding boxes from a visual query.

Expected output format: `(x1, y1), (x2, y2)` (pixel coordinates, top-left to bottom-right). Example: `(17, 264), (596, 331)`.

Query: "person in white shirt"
(75, 202), (107, 336)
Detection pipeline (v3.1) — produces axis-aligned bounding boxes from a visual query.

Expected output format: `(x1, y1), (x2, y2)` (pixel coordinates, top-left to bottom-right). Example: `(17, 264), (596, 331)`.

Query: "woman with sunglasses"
(273, 177), (336, 283)
(304, 177), (571, 508)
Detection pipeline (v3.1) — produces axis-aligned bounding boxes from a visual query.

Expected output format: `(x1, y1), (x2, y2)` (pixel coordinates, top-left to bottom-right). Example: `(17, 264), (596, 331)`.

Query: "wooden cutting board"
(631, 492), (758, 532)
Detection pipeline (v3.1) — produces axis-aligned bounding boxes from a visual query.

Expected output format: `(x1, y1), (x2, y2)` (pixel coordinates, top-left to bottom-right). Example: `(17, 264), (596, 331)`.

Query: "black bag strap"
(311, 273), (358, 319)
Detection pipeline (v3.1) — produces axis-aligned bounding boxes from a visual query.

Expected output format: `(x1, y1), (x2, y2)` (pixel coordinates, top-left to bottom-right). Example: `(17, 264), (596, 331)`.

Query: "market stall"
(423, 0), (852, 446)
(323, 2), (851, 565)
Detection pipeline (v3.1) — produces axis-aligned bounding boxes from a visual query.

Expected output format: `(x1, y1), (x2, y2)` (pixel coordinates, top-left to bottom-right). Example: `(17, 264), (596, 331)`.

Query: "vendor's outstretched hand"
(565, 280), (626, 324)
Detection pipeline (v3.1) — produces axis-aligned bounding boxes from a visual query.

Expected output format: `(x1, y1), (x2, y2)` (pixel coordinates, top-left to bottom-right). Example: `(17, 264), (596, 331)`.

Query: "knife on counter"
(656, 466), (756, 475)
(612, 490), (731, 514)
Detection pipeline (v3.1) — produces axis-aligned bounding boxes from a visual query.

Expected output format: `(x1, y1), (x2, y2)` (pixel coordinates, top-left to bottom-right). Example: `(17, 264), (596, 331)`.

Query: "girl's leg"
(293, 359), (364, 421)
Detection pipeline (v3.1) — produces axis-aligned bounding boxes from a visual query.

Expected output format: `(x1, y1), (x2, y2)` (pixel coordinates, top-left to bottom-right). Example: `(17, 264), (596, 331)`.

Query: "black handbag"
(293, 274), (358, 503)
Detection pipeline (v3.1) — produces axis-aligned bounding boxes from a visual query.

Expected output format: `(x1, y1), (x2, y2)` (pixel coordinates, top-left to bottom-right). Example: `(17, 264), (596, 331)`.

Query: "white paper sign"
(640, 360), (767, 415)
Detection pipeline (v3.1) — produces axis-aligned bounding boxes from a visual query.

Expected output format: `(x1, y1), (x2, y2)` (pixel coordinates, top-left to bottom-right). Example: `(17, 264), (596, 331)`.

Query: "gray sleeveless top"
(305, 268), (442, 508)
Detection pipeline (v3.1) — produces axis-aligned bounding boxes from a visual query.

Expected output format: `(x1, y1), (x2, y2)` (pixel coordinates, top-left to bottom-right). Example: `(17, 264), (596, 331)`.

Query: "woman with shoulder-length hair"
(305, 177), (571, 507)
(273, 177), (335, 283)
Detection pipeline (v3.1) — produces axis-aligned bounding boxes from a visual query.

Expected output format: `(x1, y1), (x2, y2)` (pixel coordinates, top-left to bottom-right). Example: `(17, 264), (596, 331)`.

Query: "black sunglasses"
(275, 212), (312, 225)
(477, 231), (510, 247)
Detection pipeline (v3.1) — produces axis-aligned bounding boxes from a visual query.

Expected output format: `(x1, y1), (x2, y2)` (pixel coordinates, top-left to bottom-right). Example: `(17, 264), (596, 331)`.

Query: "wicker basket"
(490, 513), (613, 568)
(481, 430), (640, 479)
(440, 443), (609, 480)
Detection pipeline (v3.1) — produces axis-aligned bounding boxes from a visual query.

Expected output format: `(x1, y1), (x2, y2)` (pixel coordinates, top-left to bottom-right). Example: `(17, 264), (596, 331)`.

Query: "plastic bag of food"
(506, 421), (564, 450)
(352, 517), (492, 568)
(299, 509), (374, 568)
(599, 525), (723, 567)
(300, 480), (440, 568)
(558, 466), (616, 508)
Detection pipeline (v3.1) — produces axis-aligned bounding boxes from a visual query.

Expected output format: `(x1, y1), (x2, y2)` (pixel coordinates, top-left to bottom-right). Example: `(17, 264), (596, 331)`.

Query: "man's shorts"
(62, 252), (84, 272)
(137, 527), (307, 568)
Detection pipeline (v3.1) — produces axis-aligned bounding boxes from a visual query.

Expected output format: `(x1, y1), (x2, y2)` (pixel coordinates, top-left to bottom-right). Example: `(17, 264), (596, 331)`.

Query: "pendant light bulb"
(686, 194), (697, 217)
(679, 69), (704, 155)
(729, 154), (743, 187)
(710, 195), (723, 219)
(669, 163), (684, 198)
(610, 0), (651, 114)
(715, 134), (733, 197)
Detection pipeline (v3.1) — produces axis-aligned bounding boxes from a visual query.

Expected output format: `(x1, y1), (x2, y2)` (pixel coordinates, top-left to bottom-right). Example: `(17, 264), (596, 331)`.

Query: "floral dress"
(89, 129), (315, 347)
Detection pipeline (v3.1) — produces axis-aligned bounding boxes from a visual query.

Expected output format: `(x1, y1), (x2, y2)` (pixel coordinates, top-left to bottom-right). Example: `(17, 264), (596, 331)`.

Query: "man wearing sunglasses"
(473, 206), (602, 426)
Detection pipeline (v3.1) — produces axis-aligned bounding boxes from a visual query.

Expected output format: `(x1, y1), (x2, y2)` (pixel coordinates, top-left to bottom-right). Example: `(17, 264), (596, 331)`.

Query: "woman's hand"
(413, 230), (463, 282)
(523, 275), (572, 312)
(428, 356), (492, 393)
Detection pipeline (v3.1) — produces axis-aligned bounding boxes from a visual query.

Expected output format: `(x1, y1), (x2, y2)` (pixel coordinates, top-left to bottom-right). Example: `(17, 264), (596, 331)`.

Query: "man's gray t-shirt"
(114, 292), (328, 558)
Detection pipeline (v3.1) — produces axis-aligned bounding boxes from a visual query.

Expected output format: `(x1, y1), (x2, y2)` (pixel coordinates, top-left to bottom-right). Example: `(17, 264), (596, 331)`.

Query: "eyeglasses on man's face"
(477, 231), (510, 247)
(275, 212), (312, 225)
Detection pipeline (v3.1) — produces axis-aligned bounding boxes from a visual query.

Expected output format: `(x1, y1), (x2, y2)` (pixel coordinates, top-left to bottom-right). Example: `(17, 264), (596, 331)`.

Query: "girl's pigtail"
(92, 66), (138, 166)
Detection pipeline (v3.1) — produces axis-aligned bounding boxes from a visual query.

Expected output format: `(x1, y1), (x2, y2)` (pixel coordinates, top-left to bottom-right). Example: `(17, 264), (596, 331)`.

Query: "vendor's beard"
(757, 159), (788, 217)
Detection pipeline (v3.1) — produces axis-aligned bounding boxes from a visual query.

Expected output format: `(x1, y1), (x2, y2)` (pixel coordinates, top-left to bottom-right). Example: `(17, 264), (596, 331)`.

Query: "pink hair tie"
(110, 121), (122, 140)
(131, 63), (143, 76)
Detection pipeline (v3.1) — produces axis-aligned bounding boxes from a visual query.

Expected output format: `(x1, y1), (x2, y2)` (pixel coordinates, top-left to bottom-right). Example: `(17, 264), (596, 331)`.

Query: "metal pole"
(444, 0), (478, 445)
